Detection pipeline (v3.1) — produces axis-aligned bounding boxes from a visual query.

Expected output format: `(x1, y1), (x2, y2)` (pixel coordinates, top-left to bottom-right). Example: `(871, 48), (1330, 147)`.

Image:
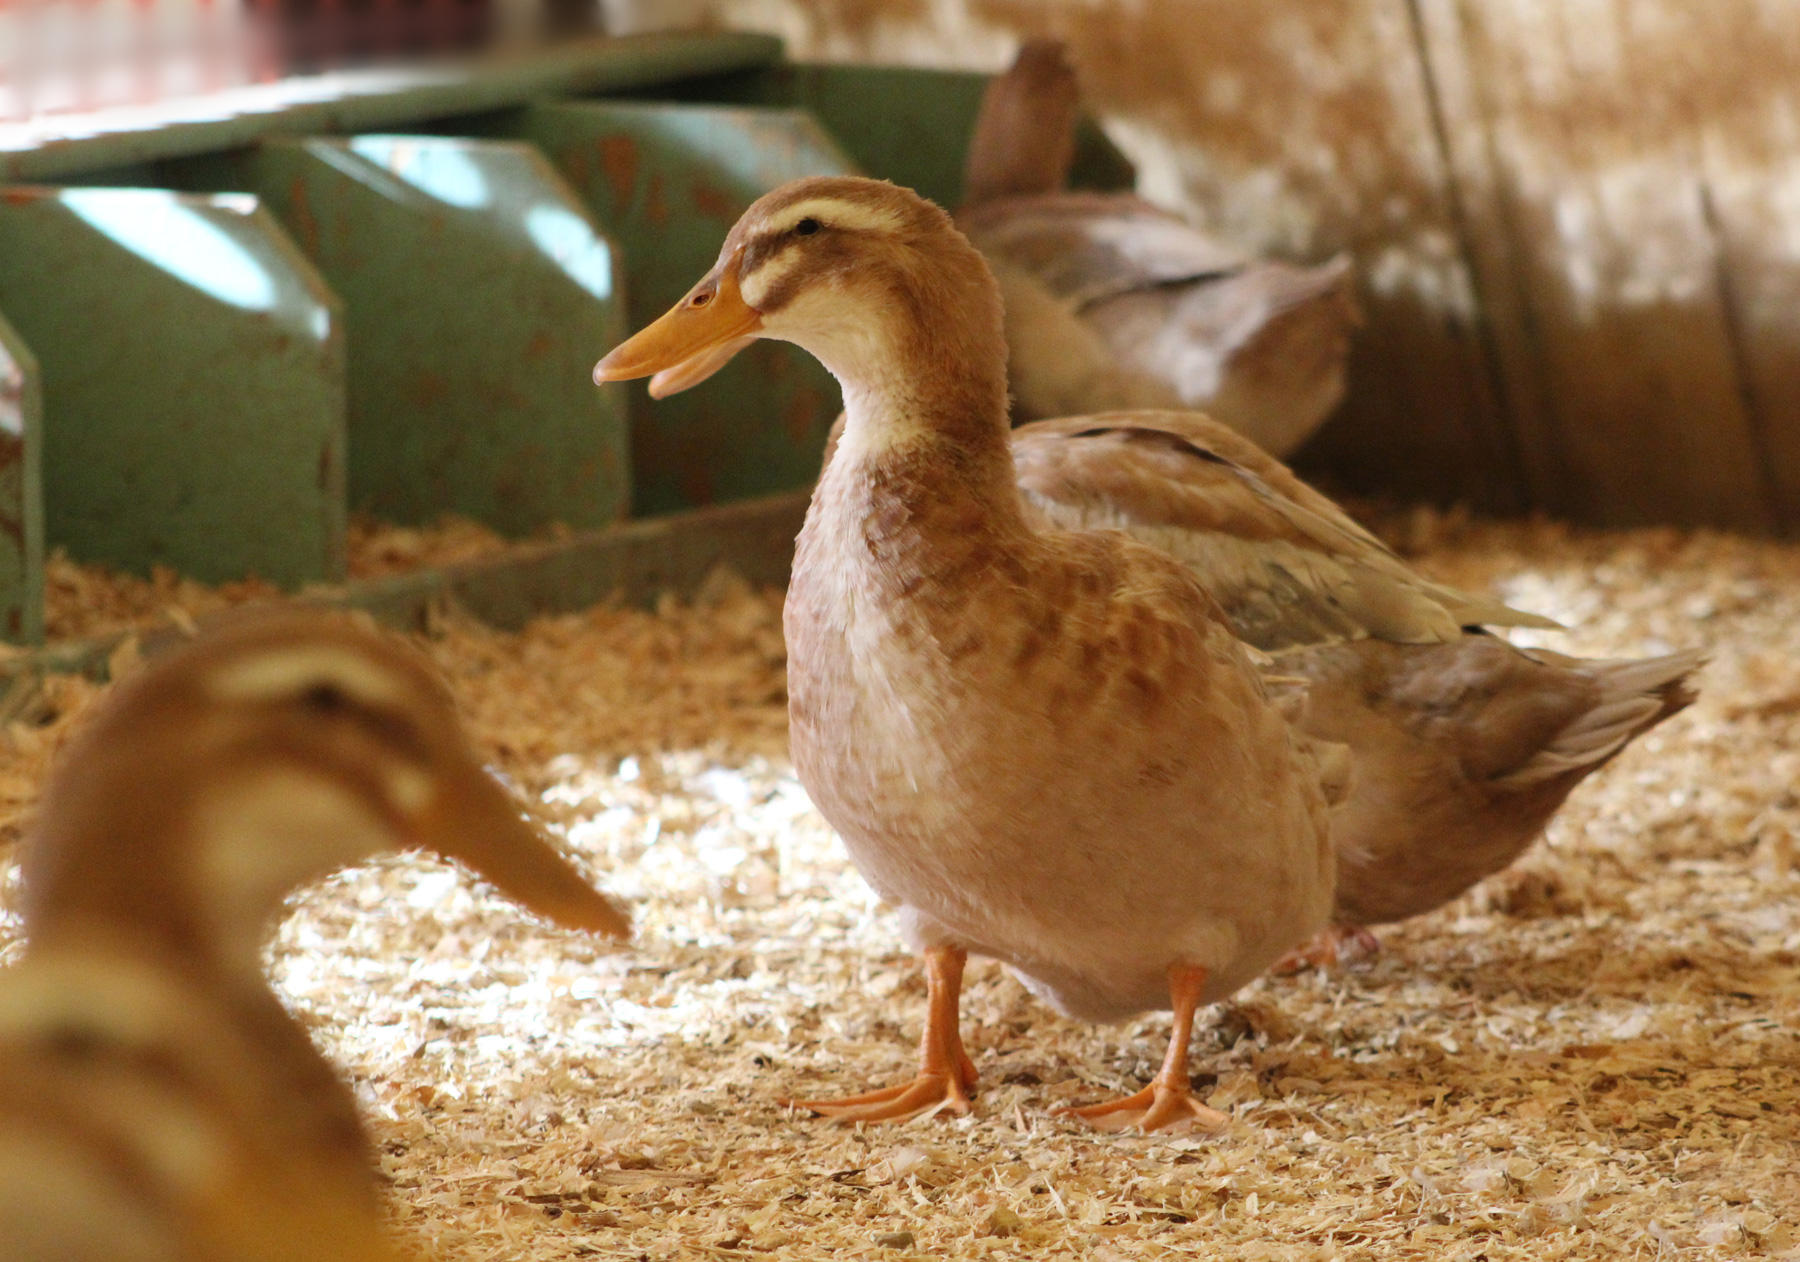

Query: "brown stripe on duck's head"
(24, 607), (629, 979)
(598, 176), (1007, 411)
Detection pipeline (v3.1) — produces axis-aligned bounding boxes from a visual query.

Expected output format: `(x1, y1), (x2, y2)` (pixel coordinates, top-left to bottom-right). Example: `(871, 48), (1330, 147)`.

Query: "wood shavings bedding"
(2, 513), (1799, 1261)
(40, 512), (524, 643)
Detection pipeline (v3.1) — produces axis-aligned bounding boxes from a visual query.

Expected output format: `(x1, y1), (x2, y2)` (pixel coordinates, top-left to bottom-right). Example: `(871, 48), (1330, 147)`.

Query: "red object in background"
(0, 0), (603, 121)
(254, 0), (499, 73)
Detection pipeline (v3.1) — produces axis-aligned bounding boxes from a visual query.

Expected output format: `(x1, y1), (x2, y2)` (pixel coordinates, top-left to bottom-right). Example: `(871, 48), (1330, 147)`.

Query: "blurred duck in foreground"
(958, 39), (1360, 456)
(0, 609), (629, 1261)
(598, 174), (1344, 1134)
(1007, 414), (1701, 964)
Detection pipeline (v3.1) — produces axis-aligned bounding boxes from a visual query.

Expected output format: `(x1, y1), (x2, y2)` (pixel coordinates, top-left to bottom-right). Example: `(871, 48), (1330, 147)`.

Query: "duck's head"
(596, 176), (1007, 418)
(23, 608), (629, 978)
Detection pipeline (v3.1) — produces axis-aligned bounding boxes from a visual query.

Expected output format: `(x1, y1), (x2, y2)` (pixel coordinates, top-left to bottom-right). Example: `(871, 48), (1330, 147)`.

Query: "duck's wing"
(1011, 411), (1559, 649)
(961, 194), (1247, 308)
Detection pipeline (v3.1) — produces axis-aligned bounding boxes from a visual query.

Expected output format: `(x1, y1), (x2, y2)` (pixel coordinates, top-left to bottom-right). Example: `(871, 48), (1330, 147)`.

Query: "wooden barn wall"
(656, 0), (1800, 531)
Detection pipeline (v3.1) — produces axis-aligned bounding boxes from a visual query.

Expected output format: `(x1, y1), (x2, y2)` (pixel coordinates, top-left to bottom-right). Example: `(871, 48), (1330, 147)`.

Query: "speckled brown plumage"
(1006, 412), (1701, 942)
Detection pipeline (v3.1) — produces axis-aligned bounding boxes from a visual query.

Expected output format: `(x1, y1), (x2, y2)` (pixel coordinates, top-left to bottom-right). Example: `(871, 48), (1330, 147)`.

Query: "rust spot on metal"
(523, 330), (555, 361)
(633, 416), (718, 508)
(408, 372), (450, 409)
(0, 431), (25, 556)
(598, 134), (640, 209)
(287, 176), (320, 256)
(645, 173), (669, 227)
(691, 181), (736, 220)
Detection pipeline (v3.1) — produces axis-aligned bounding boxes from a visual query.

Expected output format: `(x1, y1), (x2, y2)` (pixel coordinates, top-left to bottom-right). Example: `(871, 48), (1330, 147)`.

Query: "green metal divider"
(464, 101), (853, 516)
(0, 187), (345, 590)
(0, 311), (43, 643)
(655, 62), (1135, 211)
(166, 134), (632, 536)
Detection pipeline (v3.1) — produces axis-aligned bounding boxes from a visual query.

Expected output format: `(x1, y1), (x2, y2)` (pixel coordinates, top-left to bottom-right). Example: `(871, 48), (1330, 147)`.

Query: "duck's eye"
(795, 217), (821, 236)
(300, 682), (348, 712)
(690, 291), (713, 307)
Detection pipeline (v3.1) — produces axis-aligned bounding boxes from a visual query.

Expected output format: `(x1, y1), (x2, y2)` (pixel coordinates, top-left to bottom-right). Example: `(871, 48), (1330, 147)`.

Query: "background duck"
(1009, 412), (1701, 963)
(958, 38), (1361, 457)
(597, 175), (1338, 1134)
(1, 608), (630, 1259)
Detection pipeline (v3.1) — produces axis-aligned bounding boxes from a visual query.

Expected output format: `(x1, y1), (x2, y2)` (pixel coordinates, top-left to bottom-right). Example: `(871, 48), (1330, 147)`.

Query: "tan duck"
(959, 38), (1360, 456)
(597, 175), (1339, 1134)
(1008, 413), (1700, 962)
(653, 278), (1699, 968)
(1, 608), (629, 1259)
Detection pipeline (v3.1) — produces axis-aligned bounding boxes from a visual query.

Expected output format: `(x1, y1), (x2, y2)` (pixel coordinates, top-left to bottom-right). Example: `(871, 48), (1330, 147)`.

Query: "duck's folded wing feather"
(960, 194), (1246, 307)
(1011, 412), (1559, 649)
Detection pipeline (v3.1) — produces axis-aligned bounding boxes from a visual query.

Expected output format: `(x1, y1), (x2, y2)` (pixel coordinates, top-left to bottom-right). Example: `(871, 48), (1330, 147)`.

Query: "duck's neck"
(27, 768), (396, 989)
(823, 330), (1025, 535)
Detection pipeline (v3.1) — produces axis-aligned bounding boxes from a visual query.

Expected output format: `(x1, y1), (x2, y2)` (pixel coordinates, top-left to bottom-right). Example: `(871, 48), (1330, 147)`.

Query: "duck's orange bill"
(594, 258), (762, 386)
(422, 762), (632, 940)
(649, 335), (758, 398)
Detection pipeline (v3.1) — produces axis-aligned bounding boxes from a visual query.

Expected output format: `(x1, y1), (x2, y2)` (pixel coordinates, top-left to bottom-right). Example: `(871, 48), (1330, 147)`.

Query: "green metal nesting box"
(0, 31), (1133, 644)
(0, 186), (345, 590)
(0, 310), (43, 644)
(165, 134), (632, 535)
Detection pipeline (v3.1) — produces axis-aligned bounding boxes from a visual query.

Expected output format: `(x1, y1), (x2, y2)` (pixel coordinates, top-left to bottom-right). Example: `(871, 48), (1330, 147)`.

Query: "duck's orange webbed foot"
(1271, 923), (1380, 975)
(787, 946), (978, 1126)
(1061, 1079), (1228, 1134)
(1062, 963), (1229, 1135)
(787, 1062), (976, 1124)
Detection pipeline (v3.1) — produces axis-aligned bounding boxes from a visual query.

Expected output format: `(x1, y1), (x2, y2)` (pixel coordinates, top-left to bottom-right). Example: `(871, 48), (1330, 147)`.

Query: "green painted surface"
(0, 40), (1136, 590)
(1, 33), (785, 183)
(0, 188), (345, 587)
(0, 311), (44, 643)
(467, 101), (853, 516)
(654, 62), (1136, 211)
(166, 135), (631, 535)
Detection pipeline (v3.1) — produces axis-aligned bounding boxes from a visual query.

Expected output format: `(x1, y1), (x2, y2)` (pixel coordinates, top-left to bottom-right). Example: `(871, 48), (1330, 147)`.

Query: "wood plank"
(1689, 6), (1800, 527)
(1416, 0), (1779, 530)
(1410, 0), (1565, 513)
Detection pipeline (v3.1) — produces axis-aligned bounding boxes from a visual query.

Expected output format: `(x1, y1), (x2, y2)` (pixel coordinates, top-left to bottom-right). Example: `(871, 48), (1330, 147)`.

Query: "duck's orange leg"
(787, 945), (977, 1124)
(1062, 963), (1229, 1134)
(1271, 923), (1381, 974)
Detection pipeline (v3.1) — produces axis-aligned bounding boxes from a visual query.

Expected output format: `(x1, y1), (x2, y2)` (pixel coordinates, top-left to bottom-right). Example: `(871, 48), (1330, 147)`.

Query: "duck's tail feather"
(1499, 648), (1703, 786)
